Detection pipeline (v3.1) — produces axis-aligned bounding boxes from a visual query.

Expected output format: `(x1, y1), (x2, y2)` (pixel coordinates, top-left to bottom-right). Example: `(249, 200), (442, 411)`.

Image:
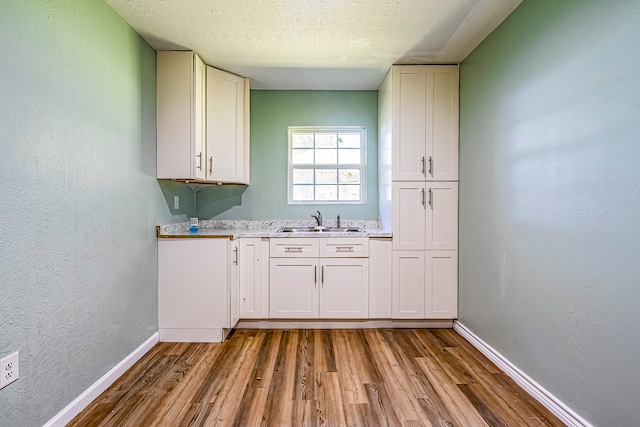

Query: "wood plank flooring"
(68, 329), (564, 426)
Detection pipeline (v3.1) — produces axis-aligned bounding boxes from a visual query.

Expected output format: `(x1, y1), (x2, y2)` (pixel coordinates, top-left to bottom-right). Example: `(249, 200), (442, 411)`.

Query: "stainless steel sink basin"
(277, 226), (365, 233)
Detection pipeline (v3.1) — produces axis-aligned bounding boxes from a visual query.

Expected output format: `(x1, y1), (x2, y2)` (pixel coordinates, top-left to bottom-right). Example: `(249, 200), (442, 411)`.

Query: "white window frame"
(287, 126), (367, 205)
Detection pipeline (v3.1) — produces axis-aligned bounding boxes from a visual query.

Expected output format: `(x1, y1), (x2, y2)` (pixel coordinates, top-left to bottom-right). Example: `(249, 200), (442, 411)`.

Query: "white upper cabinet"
(156, 51), (250, 184)
(392, 66), (426, 181)
(157, 51), (206, 181)
(391, 65), (459, 182)
(206, 67), (250, 184)
(427, 67), (459, 181)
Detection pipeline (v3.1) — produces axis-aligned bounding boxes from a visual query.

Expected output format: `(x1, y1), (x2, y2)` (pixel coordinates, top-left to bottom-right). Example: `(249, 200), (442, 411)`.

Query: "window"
(288, 126), (366, 204)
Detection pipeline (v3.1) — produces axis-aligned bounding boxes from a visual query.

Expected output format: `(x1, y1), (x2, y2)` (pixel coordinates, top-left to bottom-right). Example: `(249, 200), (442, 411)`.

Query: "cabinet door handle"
(421, 188), (426, 207)
(322, 265), (325, 287)
(233, 247), (238, 265)
(285, 247), (303, 253)
(196, 152), (203, 170)
(314, 265), (317, 287)
(209, 156), (213, 174)
(421, 156), (426, 176)
(429, 156), (433, 177)
(336, 247), (354, 252)
(429, 188), (433, 208)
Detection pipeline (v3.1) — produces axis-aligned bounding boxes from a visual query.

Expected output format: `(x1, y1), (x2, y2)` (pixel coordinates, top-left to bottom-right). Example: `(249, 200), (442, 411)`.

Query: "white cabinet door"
(206, 67), (249, 184)
(390, 65), (459, 182)
(426, 182), (459, 250)
(392, 182), (426, 251)
(391, 250), (458, 320)
(392, 251), (425, 319)
(425, 251), (458, 319)
(156, 51), (206, 180)
(229, 239), (240, 328)
(239, 238), (264, 319)
(319, 259), (369, 319)
(392, 66), (426, 182)
(269, 258), (319, 318)
(393, 181), (458, 251)
(158, 238), (229, 341)
(369, 239), (392, 318)
(426, 66), (459, 181)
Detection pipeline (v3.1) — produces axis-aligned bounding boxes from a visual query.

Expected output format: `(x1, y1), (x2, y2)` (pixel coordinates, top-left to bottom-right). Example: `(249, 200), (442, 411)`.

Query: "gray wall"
(0, 1), (183, 425)
(458, 1), (640, 425)
(208, 90), (378, 221)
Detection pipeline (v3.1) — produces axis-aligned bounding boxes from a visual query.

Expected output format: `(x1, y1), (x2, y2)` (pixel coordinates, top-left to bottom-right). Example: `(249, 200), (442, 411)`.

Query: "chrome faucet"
(311, 210), (323, 227)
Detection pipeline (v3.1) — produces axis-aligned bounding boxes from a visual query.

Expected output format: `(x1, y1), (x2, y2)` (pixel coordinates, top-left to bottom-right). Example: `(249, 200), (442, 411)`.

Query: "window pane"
(316, 169), (337, 184)
(338, 133), (360, 148)
(292, 185), (314, 201)
(339, 169), (360, 184)
(315, 133), (337, 148)
(292, 133), (314, 148)
(315, 148), (337, 164)
(292, 149), (314, 164)
(339, 185), (360, 201)
(289, 127), (365, 203)
(338, 149), (361, 165)
(316, 185), (337, 201)
(292, 168), (314, 184)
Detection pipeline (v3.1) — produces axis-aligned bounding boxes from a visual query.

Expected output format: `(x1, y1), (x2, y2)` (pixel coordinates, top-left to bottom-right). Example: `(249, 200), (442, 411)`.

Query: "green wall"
(0, 1), (182, 425)
(459, 1), (640, 425)
(206, 90), (378, 221)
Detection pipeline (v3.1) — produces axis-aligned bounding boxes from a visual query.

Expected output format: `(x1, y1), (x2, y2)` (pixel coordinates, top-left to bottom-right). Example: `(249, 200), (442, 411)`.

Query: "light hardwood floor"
(68, 329), (564, 426)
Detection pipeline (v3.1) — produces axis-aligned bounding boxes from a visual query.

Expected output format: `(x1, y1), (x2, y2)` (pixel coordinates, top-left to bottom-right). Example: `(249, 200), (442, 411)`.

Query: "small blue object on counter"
(189, 218), (199, 233)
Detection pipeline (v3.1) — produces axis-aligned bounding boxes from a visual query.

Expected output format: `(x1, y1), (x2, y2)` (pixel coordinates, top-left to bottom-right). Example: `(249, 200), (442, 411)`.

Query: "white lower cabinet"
(158, 238), (239, 342)
(229, 239), (240, 327)
(269, 238), (369, 319)
(392, 250), (458, 319)
(369, 238), (393, 318)
(319, 258), (369, 318)
(392, 251), (426, 318)
(270, 258), (319, 318)
(239, 238), (269, 318)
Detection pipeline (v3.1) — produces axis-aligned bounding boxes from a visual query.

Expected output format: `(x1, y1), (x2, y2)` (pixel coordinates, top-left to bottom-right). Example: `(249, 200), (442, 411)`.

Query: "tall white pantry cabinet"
(378, 65), (459, 320)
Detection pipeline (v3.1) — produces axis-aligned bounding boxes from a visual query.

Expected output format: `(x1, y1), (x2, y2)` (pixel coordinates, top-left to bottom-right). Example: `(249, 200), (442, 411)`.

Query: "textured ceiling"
(105, 0), (522, 89)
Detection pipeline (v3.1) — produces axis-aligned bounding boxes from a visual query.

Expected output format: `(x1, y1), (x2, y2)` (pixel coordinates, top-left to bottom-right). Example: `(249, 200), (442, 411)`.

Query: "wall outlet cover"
(0, 351), (19, 389)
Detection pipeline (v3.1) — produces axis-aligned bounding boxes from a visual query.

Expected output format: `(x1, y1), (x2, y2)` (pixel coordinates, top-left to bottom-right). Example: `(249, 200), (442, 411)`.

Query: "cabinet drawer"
(270, 238), (319, 257)
(319, 238), (369, 258)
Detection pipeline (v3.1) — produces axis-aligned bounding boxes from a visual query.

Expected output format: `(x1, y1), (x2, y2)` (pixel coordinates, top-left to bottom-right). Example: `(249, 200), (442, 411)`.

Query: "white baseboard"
(159, 328), (224, 343)
(43, 333), (159, 427)
(237, 319), (454, 329)
(453, 322), (592, 427)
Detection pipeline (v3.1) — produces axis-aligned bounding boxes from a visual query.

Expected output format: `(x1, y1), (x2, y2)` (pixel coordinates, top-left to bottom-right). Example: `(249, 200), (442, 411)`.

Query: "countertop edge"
(156, 226), (392, 239)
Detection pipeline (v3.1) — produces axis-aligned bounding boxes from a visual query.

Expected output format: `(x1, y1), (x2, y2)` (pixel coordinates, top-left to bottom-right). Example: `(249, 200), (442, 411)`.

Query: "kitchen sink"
(277, 226), (365, 233)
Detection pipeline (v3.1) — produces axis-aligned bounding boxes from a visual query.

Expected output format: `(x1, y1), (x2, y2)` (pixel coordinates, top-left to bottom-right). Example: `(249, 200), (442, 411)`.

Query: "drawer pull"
(336, 247), (354, 252)
(284, 247), (303, 253)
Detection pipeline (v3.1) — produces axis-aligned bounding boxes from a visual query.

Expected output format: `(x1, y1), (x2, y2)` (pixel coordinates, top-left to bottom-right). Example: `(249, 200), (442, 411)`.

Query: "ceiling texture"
(105, 0), (522, 90)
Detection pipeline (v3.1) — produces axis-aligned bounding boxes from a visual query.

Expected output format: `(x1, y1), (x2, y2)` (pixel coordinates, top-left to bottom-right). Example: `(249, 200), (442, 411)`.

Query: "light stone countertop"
(157, 219), (392, 239)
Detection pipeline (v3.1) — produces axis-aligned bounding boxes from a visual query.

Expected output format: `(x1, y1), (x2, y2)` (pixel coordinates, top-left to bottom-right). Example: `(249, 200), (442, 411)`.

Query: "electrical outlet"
(0, 351), (19, 389)
(174, 195), (180, 210)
